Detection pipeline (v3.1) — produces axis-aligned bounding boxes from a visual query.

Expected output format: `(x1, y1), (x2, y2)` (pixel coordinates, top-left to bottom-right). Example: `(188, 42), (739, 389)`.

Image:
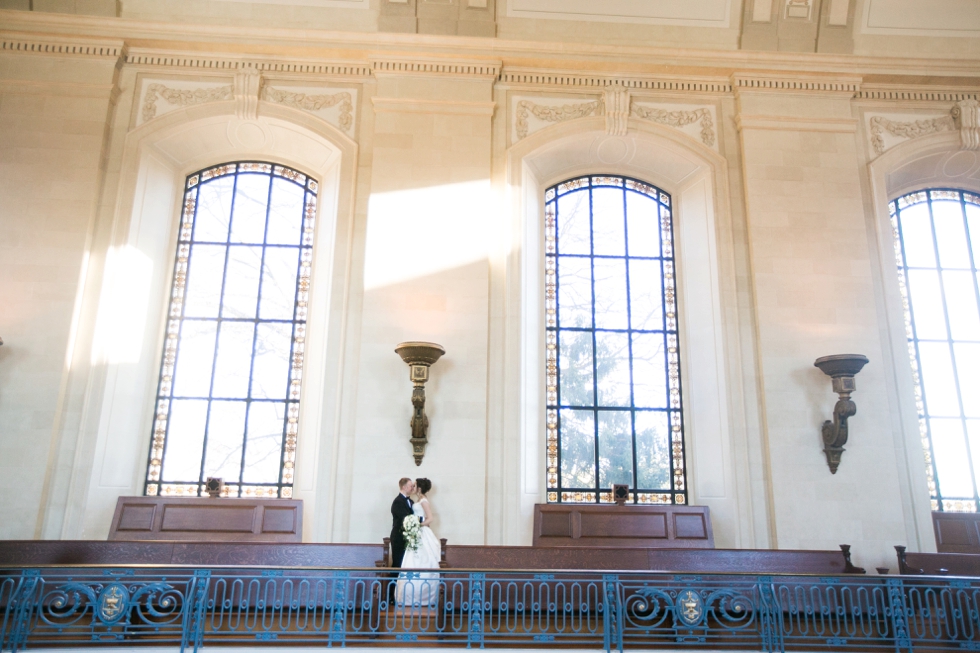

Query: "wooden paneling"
(108, 496), (303, 542)
(442, 543), (864, 574)
(933, 511), (980, 553)
(533, 503), (713, 548)
(0, 541), (385, 568)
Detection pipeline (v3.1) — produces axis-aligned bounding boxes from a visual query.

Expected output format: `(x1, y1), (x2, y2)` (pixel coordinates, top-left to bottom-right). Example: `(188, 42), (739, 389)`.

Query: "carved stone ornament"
(141, 83), (233, 123)
(952, 99), (980, 150)
(869, 115), (955, 156)
(869, 99), (980, 156)
(604, 87), (631, 137)
(631, 104), (716, 147)
(262, 86), (354, 133)
(235, 69), (261, 121)
(513, 95), (716, 147)
(515, 98), (602, 140)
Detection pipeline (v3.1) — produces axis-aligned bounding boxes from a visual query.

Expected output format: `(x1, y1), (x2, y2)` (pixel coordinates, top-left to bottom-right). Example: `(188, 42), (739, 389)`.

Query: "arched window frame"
(545, 174), (687, 505)
(145, 161), (319, 499)
(890, 187), (980, 512)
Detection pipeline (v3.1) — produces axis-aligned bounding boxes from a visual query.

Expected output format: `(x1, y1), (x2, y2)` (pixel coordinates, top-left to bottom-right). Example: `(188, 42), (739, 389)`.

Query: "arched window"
(545, 175), (686, 504)
(891, 188), (980, 512)
(145, 162), (318, 498)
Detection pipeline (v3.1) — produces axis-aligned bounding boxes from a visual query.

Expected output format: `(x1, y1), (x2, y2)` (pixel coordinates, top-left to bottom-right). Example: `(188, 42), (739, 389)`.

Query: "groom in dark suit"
(389, 477), (416, 568)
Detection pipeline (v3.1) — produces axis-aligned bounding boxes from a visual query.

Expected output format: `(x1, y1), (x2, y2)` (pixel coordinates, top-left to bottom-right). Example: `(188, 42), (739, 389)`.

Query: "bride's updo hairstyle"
(415, 478), (432, 495)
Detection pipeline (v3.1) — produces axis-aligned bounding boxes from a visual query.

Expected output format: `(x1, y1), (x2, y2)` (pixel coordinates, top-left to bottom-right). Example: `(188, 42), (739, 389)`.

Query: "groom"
(389, 477), (417, 568)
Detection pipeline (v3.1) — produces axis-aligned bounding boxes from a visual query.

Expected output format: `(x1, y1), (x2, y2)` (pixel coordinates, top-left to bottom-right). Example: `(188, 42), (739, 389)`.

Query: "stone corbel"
(952, 99), (980, 150)
(234, 68), (262, 120)
(604, 87), (630, 136)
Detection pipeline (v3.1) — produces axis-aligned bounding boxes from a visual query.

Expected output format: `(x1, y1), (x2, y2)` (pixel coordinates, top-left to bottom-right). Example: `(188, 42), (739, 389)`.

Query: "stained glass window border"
(890, 187), (980, 513)
(545, 174), (686, 505)
(145, 161), (318, 499)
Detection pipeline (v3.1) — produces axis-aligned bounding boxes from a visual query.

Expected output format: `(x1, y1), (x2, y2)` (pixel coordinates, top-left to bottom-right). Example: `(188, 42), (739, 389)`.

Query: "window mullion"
(196, 167), (240, 496)
(589, 180), (601, 502)
(928, 193), (980, 509)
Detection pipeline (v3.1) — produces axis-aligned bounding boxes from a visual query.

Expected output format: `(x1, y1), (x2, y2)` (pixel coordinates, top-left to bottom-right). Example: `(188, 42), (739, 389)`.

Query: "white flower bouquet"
(402, 514), (421, 552)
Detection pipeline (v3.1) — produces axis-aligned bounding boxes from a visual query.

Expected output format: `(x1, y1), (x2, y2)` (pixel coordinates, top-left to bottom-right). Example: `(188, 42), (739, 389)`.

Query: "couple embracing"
(389, 477), (440, 605)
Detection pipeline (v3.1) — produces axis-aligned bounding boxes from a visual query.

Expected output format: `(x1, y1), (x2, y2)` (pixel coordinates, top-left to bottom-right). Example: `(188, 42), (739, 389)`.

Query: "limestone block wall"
(0, 38), (122, 538)
(0, 8), (977, 569)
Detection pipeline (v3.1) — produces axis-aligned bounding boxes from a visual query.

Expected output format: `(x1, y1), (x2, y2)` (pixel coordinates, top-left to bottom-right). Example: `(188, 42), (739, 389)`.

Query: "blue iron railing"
(1, 566), (978, 652)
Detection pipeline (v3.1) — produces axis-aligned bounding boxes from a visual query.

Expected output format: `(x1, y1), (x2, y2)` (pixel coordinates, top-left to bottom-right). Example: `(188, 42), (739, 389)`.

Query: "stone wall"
(0, 4), (978, 570)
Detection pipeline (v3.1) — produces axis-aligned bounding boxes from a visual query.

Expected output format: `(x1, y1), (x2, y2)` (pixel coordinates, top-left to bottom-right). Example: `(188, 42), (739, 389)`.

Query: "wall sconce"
(395, 341), (445, 466)
(814, 354), (869, 474)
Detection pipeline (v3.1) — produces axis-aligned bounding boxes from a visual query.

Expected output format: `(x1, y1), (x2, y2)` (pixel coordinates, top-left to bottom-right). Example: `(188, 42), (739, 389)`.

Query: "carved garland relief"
(261, 87), (354, 133)
(515, 99), (602, 140)
(868, 100), (980, 156)
(513, 95), (717, 148)
(141, 83), (233, 123)
(138, 78), (357, 134)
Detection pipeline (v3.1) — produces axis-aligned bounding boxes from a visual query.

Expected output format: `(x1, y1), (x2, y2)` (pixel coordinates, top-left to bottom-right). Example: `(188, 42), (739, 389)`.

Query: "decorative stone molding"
(501, 68), (731, 94)
(513, 95), (718, 148)
(857, 87), (979, 103)
(733, 73), (861, 96)
(631, 103), (716, 147)
(0, 35), (123, 58)
(864, 103), (980, 156)
(514, 98), (602, 140)
(604, 88), (630, 137)
(140, 82), (233, 124)
(263, 86), (355, 132)
(785, 0), (812, 19)
(234, 69), (261, 120)
(952, 100), (980, 151)
(371, 58), (501, 79)
(125, 50), (372, 77)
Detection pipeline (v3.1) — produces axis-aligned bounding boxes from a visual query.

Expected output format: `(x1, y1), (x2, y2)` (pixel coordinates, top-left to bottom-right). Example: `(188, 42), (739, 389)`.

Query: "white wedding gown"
(395, 499), (441, 606)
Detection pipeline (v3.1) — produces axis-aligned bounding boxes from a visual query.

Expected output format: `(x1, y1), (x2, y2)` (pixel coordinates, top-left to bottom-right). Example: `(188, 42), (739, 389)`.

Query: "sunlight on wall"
(363, 180), (491, 291)
(91, 246), (153, 365)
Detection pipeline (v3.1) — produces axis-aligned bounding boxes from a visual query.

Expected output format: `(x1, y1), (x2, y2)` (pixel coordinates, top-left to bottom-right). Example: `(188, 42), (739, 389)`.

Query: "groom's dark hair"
(398, 477), (413, 489)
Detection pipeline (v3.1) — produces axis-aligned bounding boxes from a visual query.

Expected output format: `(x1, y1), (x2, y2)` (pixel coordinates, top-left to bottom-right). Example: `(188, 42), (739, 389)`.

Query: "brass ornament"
(814, 354), (870, 474)
(395, 342), (445, 466)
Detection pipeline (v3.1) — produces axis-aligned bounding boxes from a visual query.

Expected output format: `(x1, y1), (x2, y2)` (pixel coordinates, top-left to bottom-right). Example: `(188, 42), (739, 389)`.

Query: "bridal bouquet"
(402, 514), (422, 552)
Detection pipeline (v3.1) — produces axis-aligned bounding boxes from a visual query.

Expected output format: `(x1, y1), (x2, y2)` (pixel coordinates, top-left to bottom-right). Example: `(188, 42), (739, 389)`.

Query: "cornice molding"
(2, 10), (979, 79)
(371, 97), (496, 115)
(736, 114), (859, 133)
(0, 32), (123, 59)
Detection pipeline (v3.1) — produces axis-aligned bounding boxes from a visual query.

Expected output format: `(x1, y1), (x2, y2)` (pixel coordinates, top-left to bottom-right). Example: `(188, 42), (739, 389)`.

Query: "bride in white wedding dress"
(395, 478), (441, 606)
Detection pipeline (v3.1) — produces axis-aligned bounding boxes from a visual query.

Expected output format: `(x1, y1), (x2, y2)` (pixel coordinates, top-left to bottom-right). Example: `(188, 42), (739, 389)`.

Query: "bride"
(395, 478), (441, 606)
